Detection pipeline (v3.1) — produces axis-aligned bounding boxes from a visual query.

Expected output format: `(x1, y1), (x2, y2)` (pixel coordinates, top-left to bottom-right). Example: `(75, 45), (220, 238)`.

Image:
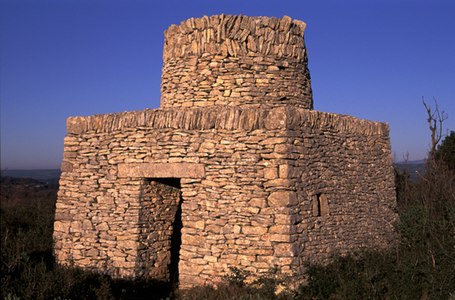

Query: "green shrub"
(179, 267), (292, 300)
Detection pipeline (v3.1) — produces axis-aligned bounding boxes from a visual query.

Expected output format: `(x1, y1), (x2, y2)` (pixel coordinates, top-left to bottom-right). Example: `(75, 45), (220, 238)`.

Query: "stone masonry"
(53, 15), (398, 288)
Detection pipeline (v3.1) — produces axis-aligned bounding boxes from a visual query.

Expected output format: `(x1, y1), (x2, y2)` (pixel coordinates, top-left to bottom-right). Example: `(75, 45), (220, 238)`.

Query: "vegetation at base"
(1, 134), (454, 299)
(435, 130), (455, 170)
(178, 267), (294, 300)
(0, 178), (171, 300)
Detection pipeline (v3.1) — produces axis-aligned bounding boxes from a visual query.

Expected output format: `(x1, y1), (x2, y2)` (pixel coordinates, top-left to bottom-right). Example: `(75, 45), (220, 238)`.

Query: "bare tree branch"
(423, 97), (448, 160)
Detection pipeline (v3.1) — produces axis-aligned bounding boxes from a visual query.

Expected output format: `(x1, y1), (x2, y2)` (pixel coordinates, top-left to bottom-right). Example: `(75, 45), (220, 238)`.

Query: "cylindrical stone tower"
(160, 15), (313, 109)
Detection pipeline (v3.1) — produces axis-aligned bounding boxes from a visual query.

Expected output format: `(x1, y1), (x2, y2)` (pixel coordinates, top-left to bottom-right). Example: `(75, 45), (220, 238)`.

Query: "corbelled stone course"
(54, 14), (398, 289)
(66, 106), (389, 136)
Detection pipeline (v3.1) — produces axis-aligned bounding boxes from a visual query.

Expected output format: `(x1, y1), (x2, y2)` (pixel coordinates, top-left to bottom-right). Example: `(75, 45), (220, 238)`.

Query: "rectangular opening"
(312, 193), (329, 218)
(136, 178), (182, 284)
(312, 193), (321, 217)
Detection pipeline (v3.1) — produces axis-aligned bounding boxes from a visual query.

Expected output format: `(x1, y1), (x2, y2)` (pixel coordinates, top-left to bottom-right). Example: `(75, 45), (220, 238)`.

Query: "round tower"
(160, 15), (313, 109)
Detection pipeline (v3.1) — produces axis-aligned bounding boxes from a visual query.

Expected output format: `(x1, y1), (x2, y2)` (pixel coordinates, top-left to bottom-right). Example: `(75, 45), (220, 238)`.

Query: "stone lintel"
(118, 163), (205, 178)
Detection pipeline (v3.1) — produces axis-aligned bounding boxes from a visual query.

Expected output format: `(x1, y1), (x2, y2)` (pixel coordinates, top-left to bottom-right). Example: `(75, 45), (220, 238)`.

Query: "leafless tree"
(422, 97), (448, 161)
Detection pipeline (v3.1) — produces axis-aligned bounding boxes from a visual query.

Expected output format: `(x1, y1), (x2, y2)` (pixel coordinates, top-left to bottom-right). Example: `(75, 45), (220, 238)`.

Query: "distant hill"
(396, 159), (426, 165)
(394, 160), (426, 181)
(0, 169), (61, 185)
(1, 176), (49, 188)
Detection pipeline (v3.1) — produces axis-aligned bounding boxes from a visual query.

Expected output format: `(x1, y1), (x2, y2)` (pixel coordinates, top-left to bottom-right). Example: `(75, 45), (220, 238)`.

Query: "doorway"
(137, 178), (182, 283)
(157, 178), (182, 286)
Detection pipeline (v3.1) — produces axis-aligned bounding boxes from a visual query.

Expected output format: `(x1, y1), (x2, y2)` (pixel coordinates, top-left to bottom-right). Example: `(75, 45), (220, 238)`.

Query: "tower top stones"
(160, 15), (313, 109)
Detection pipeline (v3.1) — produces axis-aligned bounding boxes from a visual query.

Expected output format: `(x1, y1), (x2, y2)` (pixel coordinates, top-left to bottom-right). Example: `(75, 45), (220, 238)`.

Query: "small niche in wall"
(312, 193), (329, 217)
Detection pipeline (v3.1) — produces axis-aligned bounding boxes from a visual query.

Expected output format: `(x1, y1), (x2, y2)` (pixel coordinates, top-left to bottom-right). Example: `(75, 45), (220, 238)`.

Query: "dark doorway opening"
(315, 193), (322, 217)
(170, 193), (182, 287)
(139, 177), (182, 286)
(312, 192), (329, 218)
(153, 178), (182, 286)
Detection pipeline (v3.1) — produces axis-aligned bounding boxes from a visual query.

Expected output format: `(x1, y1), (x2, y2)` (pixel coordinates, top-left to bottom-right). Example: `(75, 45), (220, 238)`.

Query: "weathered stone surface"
(65, 107), (389, 137)
(118, 163), (205, 178)
(61, 161), (73, 172)
(54, 14), (398, 290)
(161, 15), (313, 110)
(268, 191), (298, 207)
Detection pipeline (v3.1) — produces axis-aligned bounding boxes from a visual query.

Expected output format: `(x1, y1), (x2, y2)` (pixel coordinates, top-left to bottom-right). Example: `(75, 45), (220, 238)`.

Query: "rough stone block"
(242, 226), (268, 235)
(267, 191), (298, 208)
(118, 163), (205, 178)
(263, 167), (278, 179)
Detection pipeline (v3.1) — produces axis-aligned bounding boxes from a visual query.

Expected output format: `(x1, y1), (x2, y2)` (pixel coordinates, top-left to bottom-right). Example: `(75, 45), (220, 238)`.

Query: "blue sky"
(1, 0), (454, 169)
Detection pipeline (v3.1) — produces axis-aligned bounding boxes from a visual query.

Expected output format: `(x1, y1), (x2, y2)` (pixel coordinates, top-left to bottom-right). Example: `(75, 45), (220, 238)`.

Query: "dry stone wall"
(54, 106), (397, 287)
(161, 15), (313, 109)
(54, 14), (398, 289)
(289, 109), (397, 274)
(136, 179), (181, 280)
(55, 107), (291, 287)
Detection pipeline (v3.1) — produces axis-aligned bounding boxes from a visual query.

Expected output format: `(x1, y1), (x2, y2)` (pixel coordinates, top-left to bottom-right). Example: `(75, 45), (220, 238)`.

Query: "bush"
(435, 131), (455, 170)
(179, 267), (292, 300)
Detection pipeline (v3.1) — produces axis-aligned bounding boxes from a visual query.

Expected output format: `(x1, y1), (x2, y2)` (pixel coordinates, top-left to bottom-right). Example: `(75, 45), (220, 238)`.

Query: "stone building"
(53, 15), (398, 288)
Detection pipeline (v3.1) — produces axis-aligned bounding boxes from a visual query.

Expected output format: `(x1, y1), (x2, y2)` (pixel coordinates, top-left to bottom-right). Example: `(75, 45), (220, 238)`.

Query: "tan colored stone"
(269, 225), (293, 234)
(203, 255), (218, 263)
(279, 165), (289, 178)
(82, 220), (93, 230)
(242, 226), (268, 235)
(53, 221), (70, 233)
(268, 191), (298, 207)
(264, 108), (287, 129)
(274, 243), (292, 257)
(118, 163), (205, 178)
(96, 222), (110, 231)
(263, 167), (278, 179)
(61, 161), (73, 172)
(249, 198), (267, 208)
(194, 220), (205, 230)
(182, 234), (205, 247)
(86, 248), (99, 257)
(269, 234), (289, 242)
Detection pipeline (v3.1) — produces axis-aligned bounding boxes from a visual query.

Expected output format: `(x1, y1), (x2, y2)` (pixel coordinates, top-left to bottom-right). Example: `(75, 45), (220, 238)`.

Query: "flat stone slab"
(118, 163), (205, 178)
